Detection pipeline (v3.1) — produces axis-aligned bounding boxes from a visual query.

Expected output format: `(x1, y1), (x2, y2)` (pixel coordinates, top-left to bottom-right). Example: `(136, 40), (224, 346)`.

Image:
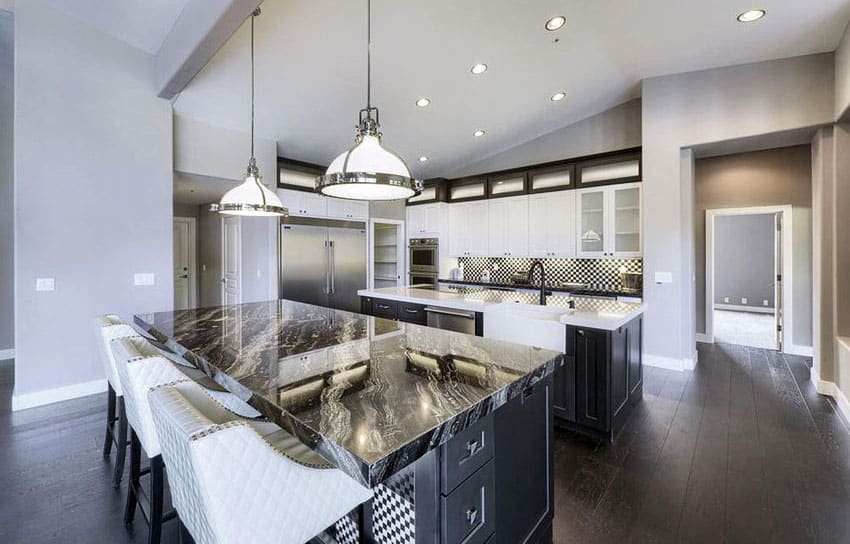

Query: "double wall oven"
(408, 238), (438, 287)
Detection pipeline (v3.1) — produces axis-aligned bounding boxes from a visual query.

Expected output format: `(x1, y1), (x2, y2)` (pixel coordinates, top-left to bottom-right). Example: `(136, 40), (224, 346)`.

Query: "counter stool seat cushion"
(149, 382), (372, 544)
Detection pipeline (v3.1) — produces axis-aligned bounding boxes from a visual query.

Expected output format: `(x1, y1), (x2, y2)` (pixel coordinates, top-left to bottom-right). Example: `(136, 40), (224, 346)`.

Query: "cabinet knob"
(465, 508), (478, 525)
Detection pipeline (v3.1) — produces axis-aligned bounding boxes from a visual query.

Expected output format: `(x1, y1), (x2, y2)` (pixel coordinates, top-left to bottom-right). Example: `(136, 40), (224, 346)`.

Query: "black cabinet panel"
(611, 326), (629, 421)
(441, 415), (494, 494)
(399, 302), (427, 325)
(574, 327), (609, 432)
(628, 317), (643, 396)
(372, 299), (398, 319)
(441, 461), (495, 544)
(552, 356), (576, 423)
(494, 378), (553, 544)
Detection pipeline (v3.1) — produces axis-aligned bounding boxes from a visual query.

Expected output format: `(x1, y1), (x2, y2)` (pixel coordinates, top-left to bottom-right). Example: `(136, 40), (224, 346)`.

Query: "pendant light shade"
(212, 9), (287, 217)
(316, 0), (422, 201)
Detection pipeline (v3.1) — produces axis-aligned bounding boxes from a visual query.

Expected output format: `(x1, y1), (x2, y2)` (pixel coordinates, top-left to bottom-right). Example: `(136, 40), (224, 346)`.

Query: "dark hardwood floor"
(1, 343), (849, 543)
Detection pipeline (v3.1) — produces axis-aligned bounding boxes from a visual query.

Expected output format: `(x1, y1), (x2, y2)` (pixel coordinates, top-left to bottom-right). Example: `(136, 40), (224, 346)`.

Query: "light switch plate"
(654, 272), (673, 284)
(741, 297), (748, 304)
(134, 273), (155, 286)
(36, 278), (55, 292)
(723, 297), (729, 303)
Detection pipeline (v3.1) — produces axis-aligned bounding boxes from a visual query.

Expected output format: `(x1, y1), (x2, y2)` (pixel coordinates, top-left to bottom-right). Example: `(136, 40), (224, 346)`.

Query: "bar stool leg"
(112, 398), (128, 489)
(149, 455), (165, 544)
(103, 383), (116, 458)
(124, 430), (141, 526)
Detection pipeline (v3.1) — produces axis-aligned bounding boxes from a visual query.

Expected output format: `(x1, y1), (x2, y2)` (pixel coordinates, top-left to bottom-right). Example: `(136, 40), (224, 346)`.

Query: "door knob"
(179, 275), (188, 279)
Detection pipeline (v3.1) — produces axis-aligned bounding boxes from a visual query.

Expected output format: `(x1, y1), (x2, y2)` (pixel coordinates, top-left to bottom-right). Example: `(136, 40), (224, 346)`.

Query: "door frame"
(368, 218), (405, 288)
(704, 205), (792, 351)
(221, 215), (242, 305)
(173, 216), (197, 309)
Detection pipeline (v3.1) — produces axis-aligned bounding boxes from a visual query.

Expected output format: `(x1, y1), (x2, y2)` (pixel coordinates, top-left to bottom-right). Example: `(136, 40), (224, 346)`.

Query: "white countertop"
(357, 286), (646, 331)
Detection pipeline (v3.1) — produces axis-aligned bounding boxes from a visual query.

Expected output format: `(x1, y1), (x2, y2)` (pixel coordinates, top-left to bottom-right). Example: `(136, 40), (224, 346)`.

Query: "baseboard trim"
(644, 354), (686, 372)
(695, 333), (713, 344)
(0, 348), (14, 361)
(785, 344), (814, 357)
(11, 379), (107, 412)
(815, 379), (850, 426)
(714, 304), (775, 314)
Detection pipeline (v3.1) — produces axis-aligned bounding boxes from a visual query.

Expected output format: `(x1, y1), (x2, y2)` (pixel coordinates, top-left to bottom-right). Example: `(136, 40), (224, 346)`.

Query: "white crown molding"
(12, 379), (106, 412)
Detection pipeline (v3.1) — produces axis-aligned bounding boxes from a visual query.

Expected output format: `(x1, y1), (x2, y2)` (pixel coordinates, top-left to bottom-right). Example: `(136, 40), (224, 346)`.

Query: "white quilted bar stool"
(149, 381), (374, 544)
(93, 315), (138, 489)
(110, 334), (263, 544)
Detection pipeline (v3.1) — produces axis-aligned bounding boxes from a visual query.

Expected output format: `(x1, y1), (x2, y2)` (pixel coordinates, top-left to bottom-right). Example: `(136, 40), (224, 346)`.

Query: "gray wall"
(13, 1), (173, 397)
(694, 146), (813, 347)
(0, 10), (12, 354)
(174, 202), (200, 218)
(448, 99), (641, 178)
(713, 214), (775, 309)
(198, 206), (222, 307)
(369, 200), (405, 221)
(642, 54), (832, 366)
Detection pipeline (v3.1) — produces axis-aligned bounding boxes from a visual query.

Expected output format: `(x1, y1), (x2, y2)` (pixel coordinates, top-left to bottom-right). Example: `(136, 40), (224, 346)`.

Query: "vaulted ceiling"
(169, 0), (850, 179)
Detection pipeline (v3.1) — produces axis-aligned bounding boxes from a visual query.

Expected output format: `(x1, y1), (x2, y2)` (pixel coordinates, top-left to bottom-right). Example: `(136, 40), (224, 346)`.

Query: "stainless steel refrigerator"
(279, 217), (367, 313)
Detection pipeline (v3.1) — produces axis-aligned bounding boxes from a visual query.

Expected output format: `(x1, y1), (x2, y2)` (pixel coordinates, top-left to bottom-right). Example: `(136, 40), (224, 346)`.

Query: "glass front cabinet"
(576, 182), (641, 258)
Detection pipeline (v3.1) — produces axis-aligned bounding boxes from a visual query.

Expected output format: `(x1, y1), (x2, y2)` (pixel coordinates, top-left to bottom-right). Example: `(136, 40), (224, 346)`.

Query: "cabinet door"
(576, 188), (607, 257)
(466, 201), (489, 256)
(504, 196), (529, 257)
(574, 327), (609, 432)
(552, 355), (576, 422)
(488, 199), (509, 257)
(448, 203), (467, 256)
(291, 191), (326, 217)
(326, 197), (348, 219)
(610, 183), (641, 257)
(423, 204), (442, 235)
(527, 195), (550, 258)
(547, 191), (575, 257)
(407, 206), (425, 236)
(627, 317), (642, 396)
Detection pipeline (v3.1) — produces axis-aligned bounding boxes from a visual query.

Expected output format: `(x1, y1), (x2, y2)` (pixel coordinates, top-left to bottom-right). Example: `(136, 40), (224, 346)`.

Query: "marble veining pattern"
(134, 300), (561, 486)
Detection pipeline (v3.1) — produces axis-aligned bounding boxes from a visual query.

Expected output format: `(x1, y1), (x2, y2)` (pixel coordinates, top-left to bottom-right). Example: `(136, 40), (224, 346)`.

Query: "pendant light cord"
(250, 8), (266, 207)
(366, 0), (371, 110)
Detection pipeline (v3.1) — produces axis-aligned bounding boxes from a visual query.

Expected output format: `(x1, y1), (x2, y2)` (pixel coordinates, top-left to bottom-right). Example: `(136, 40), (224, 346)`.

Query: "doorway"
(221, 216), (241, 305)
(705, 206), (791, 351)
(173, 217), (197, 310)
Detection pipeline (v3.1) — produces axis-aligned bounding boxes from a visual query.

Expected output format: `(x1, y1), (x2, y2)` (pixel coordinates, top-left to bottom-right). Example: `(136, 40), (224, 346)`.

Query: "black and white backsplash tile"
(456, 257), (642, 291)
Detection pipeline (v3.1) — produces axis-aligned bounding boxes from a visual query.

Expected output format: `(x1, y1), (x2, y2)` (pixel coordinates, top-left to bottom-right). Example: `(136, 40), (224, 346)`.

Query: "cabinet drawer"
(441, 415), (494, 494)
(398, 302), (426, 325)
(441, 461), (495, 544)
(372, 299), (398, 319)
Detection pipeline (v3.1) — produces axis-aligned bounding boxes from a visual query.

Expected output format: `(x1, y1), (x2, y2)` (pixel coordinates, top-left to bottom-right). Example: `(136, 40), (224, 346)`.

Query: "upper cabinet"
(448, 177), (487, 202)
(576, 182), (641, 258)
(528, 192), (575, 258)
(576, 151), (641, 187)
(487, 172), (527, 198)
(406, 203), (444, 237)
(488, 196), (529, 257)
(277, 158), (324, 192)
(279, 188), (327, 218)
(407, 179), (448, 206)
(528, 164), (574, 194)
(326, 198), (368, 220)
(448, 201), (489, 256)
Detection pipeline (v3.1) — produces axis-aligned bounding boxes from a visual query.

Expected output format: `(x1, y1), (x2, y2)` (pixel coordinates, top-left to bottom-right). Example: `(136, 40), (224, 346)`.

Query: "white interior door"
(222, 216), (242, 305)
(775, 212), (783, 351)
(173, 217), (196, 310)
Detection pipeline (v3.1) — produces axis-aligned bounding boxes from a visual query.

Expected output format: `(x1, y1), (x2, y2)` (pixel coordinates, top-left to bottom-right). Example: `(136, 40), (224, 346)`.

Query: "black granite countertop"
(437, 278), (642, 298)
(134, 299), (561, 487)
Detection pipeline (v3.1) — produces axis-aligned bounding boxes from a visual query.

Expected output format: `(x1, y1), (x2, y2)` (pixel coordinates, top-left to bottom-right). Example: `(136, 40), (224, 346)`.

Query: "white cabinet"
(528, 192), (575, 258)
(279, 188), (327, 218)
(488, 196), (528, 257)
(576, 182), (641, 258)
(406, 203), (443, 237)
(327, 197), (368, 220)
(448, 201), (488, 256)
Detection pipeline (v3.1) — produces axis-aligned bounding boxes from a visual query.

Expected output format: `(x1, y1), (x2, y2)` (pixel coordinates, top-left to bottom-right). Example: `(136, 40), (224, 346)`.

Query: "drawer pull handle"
(404, 308), (419, 314)
(466, 439), (481, 457)
(377, 304), (391, 309)
(465, 508), (478, 525)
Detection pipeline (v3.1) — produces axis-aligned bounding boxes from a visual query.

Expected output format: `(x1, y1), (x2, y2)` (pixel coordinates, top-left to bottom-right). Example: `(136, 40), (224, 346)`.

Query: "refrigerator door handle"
(330, 241), (336, 294)
(324, 240), (330, 294)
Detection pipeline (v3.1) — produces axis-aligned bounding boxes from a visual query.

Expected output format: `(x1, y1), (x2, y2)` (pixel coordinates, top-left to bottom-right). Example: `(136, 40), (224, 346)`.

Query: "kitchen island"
(135, 299), (561, 544)
(359, 286), (646, 442)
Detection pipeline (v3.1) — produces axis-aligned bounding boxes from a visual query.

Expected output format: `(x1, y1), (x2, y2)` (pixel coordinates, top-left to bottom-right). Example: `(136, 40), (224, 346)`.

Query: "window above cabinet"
(277, 158), (326, 192)
(576, 152), (641, 187)
(487, 171), (527, 198)
(406, 178), (447, 206)
(448, 177), (488, 202)
(528, 164), (575, 193)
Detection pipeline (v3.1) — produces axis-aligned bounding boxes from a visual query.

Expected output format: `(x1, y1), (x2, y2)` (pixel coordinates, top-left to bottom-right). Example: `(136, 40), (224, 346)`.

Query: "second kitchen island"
(135, 300), (561, 544)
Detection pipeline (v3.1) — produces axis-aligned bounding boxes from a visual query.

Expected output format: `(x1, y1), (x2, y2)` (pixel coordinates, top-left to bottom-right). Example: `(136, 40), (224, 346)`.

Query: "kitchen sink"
(483, 303), (570, 352)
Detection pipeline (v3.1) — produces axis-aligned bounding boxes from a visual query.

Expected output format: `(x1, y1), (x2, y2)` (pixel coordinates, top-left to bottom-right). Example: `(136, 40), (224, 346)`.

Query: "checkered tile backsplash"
(457, 257), (642, 291)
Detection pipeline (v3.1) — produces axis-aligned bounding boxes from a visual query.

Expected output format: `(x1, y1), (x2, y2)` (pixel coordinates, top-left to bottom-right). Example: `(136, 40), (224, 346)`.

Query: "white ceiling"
(174, 0), (850, 179)
(40, 0), (192, 55)
(174, 172), (238, 205)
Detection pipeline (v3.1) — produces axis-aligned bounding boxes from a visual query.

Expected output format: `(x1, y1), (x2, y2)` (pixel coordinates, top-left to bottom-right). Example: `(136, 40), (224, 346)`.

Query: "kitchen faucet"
(527, 260), (547, 305)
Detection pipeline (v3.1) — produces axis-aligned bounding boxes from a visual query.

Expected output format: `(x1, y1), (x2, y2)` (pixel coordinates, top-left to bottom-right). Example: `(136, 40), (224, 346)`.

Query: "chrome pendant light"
(316, 0), (422, 201)
(212, 8), (287, 217)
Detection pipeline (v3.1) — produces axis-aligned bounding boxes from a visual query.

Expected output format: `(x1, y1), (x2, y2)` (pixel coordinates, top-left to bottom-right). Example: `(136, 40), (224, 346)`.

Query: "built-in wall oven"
(408, 238), (439, 287)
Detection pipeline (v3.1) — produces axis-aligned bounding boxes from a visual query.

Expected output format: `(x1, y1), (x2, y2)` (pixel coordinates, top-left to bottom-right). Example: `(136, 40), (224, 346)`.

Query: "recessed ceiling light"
(415, 97), (431, 108)
(545, 15), (566, 31)
(550, 91), (566, 102)
(473, 129), (486, 137)
(737, 9), (765, 22)
(418, 156), (429, 162)
(471, 63), (488, 75)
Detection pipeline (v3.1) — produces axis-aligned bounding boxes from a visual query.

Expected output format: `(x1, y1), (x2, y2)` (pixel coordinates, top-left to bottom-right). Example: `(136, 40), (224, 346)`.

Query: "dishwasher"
(424, 306), (478, 335)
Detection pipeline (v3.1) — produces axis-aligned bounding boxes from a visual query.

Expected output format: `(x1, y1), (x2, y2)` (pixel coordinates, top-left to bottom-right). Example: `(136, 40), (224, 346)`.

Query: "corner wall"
(12, 1), (173, 406)
(0, 10), (12, 356)
(641, 54), (834, 367)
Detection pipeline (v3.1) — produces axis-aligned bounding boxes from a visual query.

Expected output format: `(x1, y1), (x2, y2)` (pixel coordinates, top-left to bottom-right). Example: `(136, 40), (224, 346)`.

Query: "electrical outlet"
(763, 300), (769, 306)
(723, 297), (729, 303)
(256, 269), (262, 279)
(134, 273), (155, 286)
(654, 272), (673, 284)
(35, 278), (55, 292)
(741, 297), (748, 304)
